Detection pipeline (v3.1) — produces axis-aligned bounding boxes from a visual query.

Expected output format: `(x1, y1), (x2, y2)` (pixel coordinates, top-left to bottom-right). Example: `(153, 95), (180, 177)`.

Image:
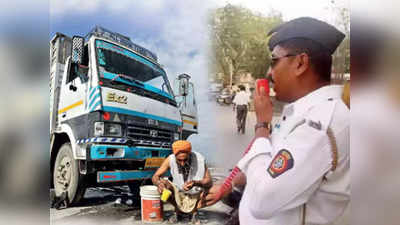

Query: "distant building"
(234, 72), (255, 91)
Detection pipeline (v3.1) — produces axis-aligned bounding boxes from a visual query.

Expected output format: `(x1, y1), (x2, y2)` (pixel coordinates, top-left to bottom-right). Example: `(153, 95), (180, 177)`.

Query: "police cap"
(268, 17), (345, 55)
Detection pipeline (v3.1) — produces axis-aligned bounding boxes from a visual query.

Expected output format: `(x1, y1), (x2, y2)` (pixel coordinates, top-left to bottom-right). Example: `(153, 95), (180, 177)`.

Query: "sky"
(50, 0), (213, 91)
(50, 0), (349, 92)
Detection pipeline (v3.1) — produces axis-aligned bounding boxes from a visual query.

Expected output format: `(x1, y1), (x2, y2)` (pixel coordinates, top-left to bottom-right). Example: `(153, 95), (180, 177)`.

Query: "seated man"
(152, 140), (212, 224)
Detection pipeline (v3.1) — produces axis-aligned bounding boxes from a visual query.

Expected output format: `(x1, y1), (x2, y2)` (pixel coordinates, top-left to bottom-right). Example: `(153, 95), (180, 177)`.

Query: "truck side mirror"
(190, 83), (196, 106)
(179, 79), (188, 97)
(71, 36), (84, 64)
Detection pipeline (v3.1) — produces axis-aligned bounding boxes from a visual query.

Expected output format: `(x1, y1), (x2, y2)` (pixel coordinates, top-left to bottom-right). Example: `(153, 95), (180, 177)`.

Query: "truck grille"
(127, 125), (173, 148)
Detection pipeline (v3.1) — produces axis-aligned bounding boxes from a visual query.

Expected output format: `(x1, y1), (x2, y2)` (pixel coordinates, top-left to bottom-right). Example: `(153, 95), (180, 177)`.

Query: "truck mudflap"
(97, 170), (171, 183)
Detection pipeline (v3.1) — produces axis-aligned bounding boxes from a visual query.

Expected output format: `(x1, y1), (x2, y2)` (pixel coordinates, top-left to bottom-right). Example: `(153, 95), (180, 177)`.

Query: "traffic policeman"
(206, 17), (350, 225)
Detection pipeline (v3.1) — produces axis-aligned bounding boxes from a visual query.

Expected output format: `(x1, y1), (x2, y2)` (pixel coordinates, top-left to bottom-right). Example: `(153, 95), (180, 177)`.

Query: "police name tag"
(267, 149), (294, 178)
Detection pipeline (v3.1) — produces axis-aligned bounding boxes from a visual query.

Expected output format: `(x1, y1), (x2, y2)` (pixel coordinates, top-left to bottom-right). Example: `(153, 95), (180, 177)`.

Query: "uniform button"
(283, 116), (286, 121)
(328, 98), (333, 101)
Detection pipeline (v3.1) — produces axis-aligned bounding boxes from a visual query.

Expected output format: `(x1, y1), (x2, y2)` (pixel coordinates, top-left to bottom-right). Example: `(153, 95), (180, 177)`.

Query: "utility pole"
(229, 60), (233, 90)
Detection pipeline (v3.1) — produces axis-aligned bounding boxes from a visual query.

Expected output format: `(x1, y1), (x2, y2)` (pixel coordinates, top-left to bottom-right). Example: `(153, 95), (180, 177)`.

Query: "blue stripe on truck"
(88, 93), (101, 109)
(89, 86), (100, 100)
(98, 170), (172, 183)
(90, 100), (102, 112)
(103, 106), (182, 126)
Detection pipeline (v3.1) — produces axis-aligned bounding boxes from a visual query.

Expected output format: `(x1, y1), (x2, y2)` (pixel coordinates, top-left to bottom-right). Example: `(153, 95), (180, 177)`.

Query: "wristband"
(254, 121), (271, 132)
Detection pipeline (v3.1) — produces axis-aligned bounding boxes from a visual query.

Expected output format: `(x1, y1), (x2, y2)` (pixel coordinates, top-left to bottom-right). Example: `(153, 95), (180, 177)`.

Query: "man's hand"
(183, 180), (194, 191)
(254, 81), (273, 123)
(152, 157), (170, 194)
(157, 179), (168, 194)
(198, 191), (207, 209)
(205, 184), (224, 206)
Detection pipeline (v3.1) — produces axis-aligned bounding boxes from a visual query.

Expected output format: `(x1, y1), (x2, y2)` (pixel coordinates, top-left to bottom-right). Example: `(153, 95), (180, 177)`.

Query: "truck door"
(58, 45), (89, 123)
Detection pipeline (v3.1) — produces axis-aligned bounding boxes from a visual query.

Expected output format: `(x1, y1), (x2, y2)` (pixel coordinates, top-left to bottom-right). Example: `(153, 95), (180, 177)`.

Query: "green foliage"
(209, 3), (350, 84)
(209, 5), (283, 85)
(331, 1), (350, 75)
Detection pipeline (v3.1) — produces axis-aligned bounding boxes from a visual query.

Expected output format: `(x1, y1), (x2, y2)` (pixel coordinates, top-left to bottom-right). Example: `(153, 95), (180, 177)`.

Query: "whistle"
(257, 79), (270, 95)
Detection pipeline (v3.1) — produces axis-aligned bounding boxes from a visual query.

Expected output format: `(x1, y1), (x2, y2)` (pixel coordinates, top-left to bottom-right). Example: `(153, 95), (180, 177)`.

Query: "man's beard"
(177, 160), (191, 181)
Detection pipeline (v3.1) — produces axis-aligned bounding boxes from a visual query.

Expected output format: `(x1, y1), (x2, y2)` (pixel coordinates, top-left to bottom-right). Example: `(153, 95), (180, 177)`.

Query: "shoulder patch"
(267, 149), (294, 178)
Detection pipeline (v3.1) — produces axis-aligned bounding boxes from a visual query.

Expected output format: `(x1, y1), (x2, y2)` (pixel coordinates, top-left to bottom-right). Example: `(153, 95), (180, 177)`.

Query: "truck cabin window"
(96, 42), (172, 96)
(67, 45), (89, 83)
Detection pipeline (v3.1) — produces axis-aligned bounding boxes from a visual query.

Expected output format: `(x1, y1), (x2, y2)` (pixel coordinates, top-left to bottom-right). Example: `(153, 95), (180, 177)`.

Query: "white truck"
(50, 26), (198, 204)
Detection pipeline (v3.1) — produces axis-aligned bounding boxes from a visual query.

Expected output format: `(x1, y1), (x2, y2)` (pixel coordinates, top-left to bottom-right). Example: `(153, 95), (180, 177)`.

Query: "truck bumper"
(88, 144), (172, 183)
(89, 144), (172, 160)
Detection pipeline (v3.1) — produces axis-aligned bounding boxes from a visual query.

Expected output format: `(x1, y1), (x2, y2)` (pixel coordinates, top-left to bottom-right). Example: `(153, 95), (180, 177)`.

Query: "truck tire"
(53, 143), (86, 205)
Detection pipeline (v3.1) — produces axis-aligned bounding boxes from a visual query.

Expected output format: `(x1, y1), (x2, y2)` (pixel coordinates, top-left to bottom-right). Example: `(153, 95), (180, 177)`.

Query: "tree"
(330, 0), (350, 82)
(209, 5), (283, 87)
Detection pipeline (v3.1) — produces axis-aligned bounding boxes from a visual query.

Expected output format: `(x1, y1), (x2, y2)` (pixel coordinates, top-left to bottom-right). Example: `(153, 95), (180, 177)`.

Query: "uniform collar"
(282, 85), (343, 118)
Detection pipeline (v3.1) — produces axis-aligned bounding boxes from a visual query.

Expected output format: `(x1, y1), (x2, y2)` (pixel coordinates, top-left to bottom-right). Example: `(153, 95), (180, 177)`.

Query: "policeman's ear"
(293, 53), (310, 77)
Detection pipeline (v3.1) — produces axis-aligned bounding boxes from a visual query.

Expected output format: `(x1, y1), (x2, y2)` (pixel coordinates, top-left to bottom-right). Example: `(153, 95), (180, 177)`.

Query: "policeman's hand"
(254, 83), (273, 123)
(205, 184), (223, 206)
(183, 181), (194, 191)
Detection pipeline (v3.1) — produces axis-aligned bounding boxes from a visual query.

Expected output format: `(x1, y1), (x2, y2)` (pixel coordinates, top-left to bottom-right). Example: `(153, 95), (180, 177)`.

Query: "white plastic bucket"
(140, 185), (163, 223)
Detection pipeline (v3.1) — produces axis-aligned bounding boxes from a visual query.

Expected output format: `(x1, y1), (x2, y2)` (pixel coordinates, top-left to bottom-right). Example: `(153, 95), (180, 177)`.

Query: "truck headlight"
(94, 122), (122, 137)
(106, 123), (122, 136)
(174, 133), (180, 140)
(94, 122), (105, 136)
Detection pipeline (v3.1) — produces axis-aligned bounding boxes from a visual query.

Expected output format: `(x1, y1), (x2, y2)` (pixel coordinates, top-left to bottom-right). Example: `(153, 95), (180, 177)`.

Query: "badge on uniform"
(267, 149), (294, 178)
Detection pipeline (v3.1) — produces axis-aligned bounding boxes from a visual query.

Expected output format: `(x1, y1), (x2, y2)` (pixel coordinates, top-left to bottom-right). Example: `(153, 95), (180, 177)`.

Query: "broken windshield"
(95, 40), (173, 97)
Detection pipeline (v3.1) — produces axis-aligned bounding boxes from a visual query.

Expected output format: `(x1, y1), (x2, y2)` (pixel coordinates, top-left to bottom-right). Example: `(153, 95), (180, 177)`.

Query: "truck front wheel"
(53, 143), (86, 205)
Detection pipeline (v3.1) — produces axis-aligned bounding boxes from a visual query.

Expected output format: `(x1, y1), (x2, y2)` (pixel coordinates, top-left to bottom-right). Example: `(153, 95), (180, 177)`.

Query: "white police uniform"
(237, 85), (350, 225)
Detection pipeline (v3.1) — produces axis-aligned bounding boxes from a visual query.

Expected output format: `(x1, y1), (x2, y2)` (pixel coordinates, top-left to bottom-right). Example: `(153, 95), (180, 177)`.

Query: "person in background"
(232, 85), (251, 134)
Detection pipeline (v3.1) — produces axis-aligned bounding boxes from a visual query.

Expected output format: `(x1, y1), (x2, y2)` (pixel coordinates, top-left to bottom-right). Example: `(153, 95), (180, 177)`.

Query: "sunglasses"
(270, 54), (297, 68)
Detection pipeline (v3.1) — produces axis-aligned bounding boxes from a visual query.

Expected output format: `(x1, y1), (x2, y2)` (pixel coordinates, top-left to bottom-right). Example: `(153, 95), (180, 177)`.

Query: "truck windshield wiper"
(108, 73), (173, 103)
(110, 73), (144, 87)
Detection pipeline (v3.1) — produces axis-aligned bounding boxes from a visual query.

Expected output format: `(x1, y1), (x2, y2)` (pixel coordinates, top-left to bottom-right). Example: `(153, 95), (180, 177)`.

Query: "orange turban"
(172, 140), (191, 155)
